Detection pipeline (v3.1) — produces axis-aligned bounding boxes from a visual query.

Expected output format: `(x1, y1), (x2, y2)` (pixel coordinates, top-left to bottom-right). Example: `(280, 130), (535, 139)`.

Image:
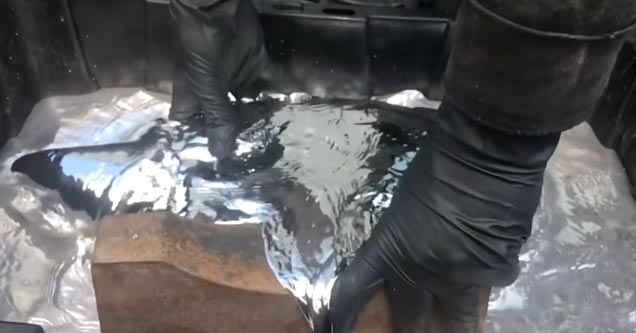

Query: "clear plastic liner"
(0, 88), (635, 332)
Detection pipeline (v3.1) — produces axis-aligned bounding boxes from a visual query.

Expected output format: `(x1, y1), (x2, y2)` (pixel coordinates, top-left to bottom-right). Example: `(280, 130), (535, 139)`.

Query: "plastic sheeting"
(0, 88), (635, 332)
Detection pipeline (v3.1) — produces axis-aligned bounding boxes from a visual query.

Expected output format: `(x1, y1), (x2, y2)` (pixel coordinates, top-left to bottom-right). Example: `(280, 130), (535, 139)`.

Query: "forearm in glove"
(361, 101), (560, 288)
(170, 0), (269, 159)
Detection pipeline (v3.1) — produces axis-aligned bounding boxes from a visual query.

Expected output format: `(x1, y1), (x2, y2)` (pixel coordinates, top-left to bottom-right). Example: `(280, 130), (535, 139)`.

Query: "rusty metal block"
(92, 213), (488, 333)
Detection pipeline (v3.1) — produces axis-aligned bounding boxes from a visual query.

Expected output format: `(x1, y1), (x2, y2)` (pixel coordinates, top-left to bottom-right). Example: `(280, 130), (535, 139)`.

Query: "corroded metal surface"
(92, 212), (395, 333)
(92, 212), (487, 333)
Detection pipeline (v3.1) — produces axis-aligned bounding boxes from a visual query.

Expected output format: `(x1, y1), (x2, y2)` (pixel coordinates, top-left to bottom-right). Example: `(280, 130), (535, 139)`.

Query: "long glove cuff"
(444, 0), (636, 135)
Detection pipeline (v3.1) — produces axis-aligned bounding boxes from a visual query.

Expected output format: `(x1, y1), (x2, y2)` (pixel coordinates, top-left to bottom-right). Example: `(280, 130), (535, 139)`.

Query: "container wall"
(2, 0), (636, 198)
(145, 0), (451, 98)
(1, 0), (452, 149)
(72, 0), (148, 88)
(0, 0), (97, 147)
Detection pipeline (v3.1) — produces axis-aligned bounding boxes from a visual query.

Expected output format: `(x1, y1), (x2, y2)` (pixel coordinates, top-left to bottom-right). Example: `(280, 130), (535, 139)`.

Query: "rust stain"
(93, 213), (488, 333)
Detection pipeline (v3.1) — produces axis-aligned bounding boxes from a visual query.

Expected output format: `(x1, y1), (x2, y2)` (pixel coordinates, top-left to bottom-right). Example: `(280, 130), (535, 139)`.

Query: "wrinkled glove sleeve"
(169, 11), (202, 123)
(445, 0), (636, 134)
(181, 32), (239, 159)
(170, 0), (269, 159)
(362, 102), (560, 287)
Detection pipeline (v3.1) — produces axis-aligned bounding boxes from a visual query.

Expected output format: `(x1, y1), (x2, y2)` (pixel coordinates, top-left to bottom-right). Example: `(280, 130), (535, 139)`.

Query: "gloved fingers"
(182, 48), (236, 125)
(172, 0), (237, 126)
(207, 123), (240, 160)
(170, 67), (202, 122)
(387, 278), (434, 333)
(223, 0), (271, 90)
(329, 257), (385, 333)
(170, 30), (202, 122)
(435, 284), (481, 333)
(182, 48), (238, 159)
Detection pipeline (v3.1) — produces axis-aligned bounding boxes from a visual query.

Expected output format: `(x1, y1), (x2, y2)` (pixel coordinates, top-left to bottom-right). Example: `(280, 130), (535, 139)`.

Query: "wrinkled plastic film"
(0, 89), (635, 333)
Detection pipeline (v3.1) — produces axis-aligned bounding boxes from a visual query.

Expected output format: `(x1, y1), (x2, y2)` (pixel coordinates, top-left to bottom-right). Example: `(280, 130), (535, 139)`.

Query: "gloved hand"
(326, 102), (559, 333)
(170, 0), (269, 160)
(326, 0), (636, 331)
(365, 101), (561, 286)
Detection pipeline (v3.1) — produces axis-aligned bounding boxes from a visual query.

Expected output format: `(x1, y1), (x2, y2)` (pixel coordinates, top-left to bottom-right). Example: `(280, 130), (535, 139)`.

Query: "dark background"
(1, 0), (635, 196)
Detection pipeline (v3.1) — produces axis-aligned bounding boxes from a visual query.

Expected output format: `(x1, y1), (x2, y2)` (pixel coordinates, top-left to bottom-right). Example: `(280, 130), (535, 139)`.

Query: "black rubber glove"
(327, 102), (560, 333)
(363, 102), (560, 287)
(325, 0), (635, 330)
(170, 0), (269, 160)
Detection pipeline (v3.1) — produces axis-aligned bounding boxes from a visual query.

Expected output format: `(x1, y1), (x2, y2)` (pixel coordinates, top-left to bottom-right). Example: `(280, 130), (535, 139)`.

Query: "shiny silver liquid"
(1, 89), (635, 333)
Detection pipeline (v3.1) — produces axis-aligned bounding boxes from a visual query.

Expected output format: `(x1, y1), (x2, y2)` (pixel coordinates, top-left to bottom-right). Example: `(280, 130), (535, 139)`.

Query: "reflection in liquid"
(2, 89), (636, 333)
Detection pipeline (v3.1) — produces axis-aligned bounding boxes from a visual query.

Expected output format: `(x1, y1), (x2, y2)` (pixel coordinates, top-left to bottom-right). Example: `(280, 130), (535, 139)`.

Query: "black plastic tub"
(2, 0), (636, 194)
(2, 2), (636, 333)
(0, 0), (454, 141)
